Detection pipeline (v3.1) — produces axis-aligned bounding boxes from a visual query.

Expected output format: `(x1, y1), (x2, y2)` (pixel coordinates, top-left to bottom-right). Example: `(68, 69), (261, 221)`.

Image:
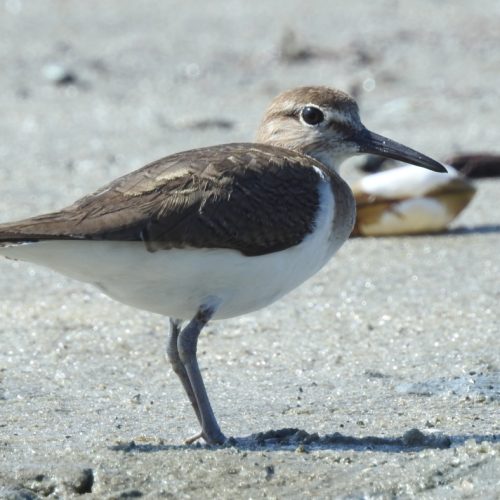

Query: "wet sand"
(0, 1), (499, 497)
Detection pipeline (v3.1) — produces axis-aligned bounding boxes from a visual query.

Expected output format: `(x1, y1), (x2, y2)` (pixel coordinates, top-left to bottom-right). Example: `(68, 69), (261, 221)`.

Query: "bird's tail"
(0, 211), (76, 244)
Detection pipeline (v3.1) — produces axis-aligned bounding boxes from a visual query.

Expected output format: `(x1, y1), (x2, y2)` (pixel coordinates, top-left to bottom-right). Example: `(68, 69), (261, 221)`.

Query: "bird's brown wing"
(0, 143), (324, 256)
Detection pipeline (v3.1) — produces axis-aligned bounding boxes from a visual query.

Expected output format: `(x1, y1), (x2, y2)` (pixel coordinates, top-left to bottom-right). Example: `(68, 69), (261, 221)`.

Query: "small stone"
(264, 465), (275, 480)
(402, 428), (426, 446)
(295, 444), (309, 453)
(42, 63), (78, 86)
(117, 490), (143, 498)
(68, 468), (94, 494)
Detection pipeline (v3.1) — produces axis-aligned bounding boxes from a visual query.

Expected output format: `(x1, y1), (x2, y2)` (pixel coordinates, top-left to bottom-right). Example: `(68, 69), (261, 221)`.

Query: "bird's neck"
(303, 149), (348, 173)
(255, 122), (348, 172)
(257, 137), (345, 173)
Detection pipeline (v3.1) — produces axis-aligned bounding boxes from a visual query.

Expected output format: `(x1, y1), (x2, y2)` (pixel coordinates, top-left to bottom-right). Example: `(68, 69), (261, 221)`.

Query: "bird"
(352, 163), (476, 236)
(0, 86), (446, 445)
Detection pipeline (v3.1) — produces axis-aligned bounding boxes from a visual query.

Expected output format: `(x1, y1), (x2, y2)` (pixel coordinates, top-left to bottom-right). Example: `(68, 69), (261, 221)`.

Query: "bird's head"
(256, 86), (445, 173)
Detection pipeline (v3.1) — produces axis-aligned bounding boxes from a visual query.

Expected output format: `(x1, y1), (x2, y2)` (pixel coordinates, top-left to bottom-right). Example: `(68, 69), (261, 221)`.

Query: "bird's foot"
(184, 429), (226, 446)
(184, 431), (204, 445)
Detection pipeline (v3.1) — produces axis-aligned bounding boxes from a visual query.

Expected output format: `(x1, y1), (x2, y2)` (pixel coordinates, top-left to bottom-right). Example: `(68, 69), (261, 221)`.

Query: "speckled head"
(256, 85), (446, 173)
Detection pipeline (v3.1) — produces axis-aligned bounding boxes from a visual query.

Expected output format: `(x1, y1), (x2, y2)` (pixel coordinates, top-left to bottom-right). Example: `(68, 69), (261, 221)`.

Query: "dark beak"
(356, 129), (447, 173)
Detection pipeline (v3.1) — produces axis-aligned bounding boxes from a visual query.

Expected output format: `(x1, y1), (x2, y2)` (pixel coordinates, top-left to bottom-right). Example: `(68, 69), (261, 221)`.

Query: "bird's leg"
(166, 318), (202, 426)
(177, 305), (226, 445)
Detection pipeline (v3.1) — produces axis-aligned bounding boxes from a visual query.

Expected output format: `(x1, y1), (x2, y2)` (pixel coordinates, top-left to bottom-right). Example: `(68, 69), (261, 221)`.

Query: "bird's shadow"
(109, 428), (500, 454)
(446, 223), (500, 236)
(350, 223), (500, 239)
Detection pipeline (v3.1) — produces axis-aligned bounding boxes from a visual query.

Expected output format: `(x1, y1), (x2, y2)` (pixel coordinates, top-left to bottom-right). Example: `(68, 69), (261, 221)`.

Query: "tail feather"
(0, 211), (80, 243)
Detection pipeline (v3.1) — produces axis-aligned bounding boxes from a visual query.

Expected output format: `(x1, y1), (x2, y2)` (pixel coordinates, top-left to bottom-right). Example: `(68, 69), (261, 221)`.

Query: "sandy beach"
(0, 1), (499, 497)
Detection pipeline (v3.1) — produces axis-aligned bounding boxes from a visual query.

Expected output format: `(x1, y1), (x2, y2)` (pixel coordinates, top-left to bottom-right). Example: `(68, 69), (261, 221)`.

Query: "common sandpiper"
(0, 86), (446, 444)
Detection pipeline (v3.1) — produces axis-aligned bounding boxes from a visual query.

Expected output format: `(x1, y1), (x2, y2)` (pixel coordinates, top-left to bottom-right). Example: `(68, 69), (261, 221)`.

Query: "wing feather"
(0, 143), (324, 256)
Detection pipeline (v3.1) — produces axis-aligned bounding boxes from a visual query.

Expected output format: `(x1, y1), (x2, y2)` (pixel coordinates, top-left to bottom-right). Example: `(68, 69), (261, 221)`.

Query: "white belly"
(0, 182), (347, 320)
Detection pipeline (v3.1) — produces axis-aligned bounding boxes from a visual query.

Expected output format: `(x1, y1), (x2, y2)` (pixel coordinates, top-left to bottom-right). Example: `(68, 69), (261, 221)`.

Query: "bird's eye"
(301, 106), (325, 125)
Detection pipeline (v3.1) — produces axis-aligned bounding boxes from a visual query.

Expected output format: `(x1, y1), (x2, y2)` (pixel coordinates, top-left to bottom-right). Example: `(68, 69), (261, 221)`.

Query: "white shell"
(356, 164), (460, 199)
(353, 164), (475, 236)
